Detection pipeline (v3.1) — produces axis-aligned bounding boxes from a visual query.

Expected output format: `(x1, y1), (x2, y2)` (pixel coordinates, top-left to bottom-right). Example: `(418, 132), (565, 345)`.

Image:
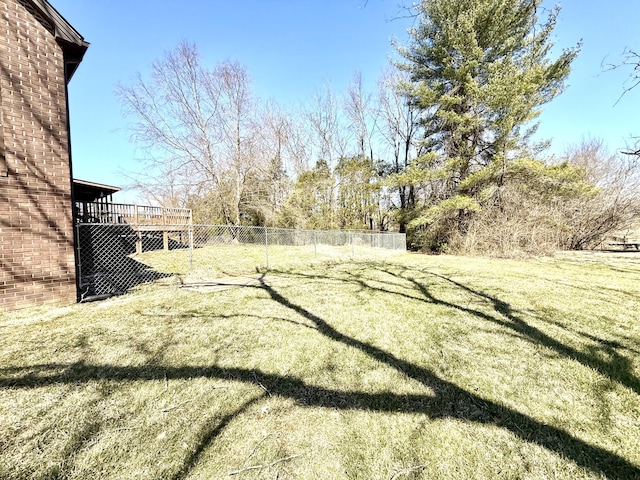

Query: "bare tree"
(304, 83), (348, 169)
(282, 108), (314, 177)
(238, 102), (299, 225)
(125, 167), (191, 209)
(562, 138), (640, 249)
(604, 48), (640, 156)
(117, 42), (262, 225)
(344, 71), (378, 161)
(376, 67), (420, 232)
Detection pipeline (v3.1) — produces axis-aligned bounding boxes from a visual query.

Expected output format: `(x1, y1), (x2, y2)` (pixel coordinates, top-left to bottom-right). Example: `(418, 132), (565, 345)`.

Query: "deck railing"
(75, 202), (192, 225)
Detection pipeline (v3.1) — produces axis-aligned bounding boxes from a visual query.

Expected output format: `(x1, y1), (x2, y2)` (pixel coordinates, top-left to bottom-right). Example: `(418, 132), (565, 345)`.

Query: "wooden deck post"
(162, 207), (169, 251)
(135, 229), (142, 254)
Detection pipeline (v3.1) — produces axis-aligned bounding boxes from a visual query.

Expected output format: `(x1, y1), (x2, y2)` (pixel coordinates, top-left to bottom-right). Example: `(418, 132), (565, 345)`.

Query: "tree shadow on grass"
(77, 224), (175, 301)
(170, 395), (265, 480)
(2, 272), (640, 478)
(397, 266), (640, 396)
(285, 261), (640, 396)
(252, 276), (640, 478)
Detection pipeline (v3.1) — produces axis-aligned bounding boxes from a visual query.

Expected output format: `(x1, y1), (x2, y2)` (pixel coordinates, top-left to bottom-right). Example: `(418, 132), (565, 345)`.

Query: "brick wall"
(0, 0), (76, 310)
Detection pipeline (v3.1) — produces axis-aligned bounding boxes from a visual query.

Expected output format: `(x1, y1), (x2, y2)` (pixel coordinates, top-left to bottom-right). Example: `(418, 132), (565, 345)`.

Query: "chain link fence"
(76, 223), (406, 301)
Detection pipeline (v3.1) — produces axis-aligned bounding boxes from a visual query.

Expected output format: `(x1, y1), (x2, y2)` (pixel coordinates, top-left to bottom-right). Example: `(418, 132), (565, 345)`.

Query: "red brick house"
(0, 0), (88, 310)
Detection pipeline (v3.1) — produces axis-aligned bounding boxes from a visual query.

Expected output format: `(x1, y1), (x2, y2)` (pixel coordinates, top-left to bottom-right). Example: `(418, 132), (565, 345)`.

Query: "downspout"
(63, 58), (81, 303)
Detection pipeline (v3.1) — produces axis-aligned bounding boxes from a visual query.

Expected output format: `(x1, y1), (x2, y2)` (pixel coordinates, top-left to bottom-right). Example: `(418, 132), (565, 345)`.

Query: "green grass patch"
(1, 252), (639, 479)
(137, 243), (403, 282)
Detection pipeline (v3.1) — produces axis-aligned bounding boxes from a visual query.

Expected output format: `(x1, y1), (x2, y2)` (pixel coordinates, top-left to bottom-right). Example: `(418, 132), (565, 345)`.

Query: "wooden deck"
(76, 202), (192, 225)
(75, 201), (193, 254)
(609, 242), (640, 250)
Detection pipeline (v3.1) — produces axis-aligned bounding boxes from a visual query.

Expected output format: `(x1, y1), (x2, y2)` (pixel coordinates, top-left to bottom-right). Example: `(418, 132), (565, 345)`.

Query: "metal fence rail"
(76, 223), (406, 300)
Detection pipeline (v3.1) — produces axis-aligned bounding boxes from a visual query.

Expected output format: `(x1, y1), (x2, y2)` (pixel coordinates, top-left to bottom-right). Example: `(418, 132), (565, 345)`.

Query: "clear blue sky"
(52, 0), (640, 202)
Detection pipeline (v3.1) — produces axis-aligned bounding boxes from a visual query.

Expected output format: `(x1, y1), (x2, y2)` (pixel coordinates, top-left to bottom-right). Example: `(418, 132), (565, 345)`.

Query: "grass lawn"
(1, 251), (639, 479)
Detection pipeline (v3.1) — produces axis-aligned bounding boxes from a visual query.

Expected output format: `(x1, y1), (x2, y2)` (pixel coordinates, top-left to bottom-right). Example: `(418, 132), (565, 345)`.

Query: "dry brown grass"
(1, 252), (639, 479)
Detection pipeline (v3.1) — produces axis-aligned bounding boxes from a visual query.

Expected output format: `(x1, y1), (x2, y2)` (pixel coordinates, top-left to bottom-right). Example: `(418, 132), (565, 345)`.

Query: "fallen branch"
(161, 399), (193, 413)
(253, 371), (271, 396)
(229, 453), (304, 476)
(244, 433), (272, 464)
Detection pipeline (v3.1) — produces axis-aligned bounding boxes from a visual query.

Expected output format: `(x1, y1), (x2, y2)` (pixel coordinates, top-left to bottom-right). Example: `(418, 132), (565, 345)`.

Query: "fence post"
(162, 208), (169, 251)
(351, 232), (355, 257)
(75, 224), (82, 294)
(265, 226), (269, 269)
(135, 229), (142, 254)
(188, 224), (194, 271)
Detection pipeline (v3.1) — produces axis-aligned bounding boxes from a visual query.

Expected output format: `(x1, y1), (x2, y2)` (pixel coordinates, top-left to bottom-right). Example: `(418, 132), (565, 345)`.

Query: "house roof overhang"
(25, 0), (90, 82)
(73, 179), (121, 203)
